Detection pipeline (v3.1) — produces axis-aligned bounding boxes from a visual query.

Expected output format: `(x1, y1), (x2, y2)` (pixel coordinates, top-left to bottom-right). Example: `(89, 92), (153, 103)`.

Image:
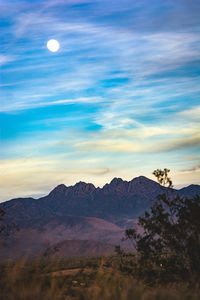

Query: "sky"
(0, 0), (200, 201)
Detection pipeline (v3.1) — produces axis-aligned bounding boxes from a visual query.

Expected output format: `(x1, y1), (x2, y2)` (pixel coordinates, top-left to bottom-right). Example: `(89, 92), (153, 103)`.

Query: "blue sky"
(0, 0), (200, 201)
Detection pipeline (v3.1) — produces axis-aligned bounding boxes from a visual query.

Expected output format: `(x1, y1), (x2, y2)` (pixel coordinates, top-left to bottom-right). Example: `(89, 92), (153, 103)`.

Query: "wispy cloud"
(178, 106), (200, 121)
(0, 54), (14, 65)
(181, 164), (200, 173)
(0, 96), (104, 112)
(157, 134), (200, 152)
(1, 6), (200, 111)
(75, 133), (200, 154)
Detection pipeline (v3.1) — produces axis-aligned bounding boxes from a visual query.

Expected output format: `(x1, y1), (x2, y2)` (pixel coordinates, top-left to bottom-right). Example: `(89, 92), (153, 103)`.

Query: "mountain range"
(0, 176), (199, 260)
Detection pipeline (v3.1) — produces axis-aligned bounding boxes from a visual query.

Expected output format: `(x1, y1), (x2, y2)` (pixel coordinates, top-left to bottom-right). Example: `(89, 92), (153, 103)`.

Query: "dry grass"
(0, 256), (199, 300)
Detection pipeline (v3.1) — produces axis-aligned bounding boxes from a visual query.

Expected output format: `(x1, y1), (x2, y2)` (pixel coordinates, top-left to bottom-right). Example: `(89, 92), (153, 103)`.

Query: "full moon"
(47, 39), (60, 52)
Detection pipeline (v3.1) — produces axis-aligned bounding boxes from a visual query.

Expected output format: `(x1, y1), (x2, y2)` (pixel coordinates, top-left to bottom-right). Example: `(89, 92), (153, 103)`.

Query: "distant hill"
(177, 184), (200, 198)
(0, 215), (122, 260)
(42, 240), (115, 258)
(20, 215), (124, 245)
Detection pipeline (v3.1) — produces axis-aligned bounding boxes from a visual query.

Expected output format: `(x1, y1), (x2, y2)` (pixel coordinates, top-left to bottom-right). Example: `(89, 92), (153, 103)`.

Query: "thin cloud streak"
(181, 164), (200, 173)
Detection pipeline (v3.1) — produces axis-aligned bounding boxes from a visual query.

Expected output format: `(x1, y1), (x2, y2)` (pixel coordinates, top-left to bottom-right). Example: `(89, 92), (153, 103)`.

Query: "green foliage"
(124, 169), (200, 284)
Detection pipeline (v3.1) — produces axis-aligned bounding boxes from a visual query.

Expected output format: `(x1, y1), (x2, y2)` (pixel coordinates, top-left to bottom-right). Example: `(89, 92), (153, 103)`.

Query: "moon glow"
(47, 39), (60, 52)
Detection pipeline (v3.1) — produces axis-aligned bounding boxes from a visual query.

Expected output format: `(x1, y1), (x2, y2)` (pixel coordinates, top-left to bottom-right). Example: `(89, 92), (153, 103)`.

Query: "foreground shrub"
(124, 169), (200, 284)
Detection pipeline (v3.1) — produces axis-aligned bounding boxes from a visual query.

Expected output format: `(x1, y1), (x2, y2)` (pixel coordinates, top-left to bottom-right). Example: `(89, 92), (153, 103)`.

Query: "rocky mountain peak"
(110, 177), (124, 186)
(102, 177), (128, 194)
(48, 184), (68, 196)
(73, 182), (96, 194)
(129, 176), (158, 186)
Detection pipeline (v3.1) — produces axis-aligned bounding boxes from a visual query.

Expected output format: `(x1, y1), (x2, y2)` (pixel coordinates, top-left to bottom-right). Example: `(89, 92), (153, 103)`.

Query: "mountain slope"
(20, 215), (124, 244)
(178, 184), (200, 198)
(0, 215), (122, 260)
(42, 240), (115, 258)
(1, 176), (200, 226)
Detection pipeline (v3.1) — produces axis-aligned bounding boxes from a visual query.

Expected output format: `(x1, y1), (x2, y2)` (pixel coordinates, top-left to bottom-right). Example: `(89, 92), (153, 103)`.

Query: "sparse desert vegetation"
(0, 255), (199, 300)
